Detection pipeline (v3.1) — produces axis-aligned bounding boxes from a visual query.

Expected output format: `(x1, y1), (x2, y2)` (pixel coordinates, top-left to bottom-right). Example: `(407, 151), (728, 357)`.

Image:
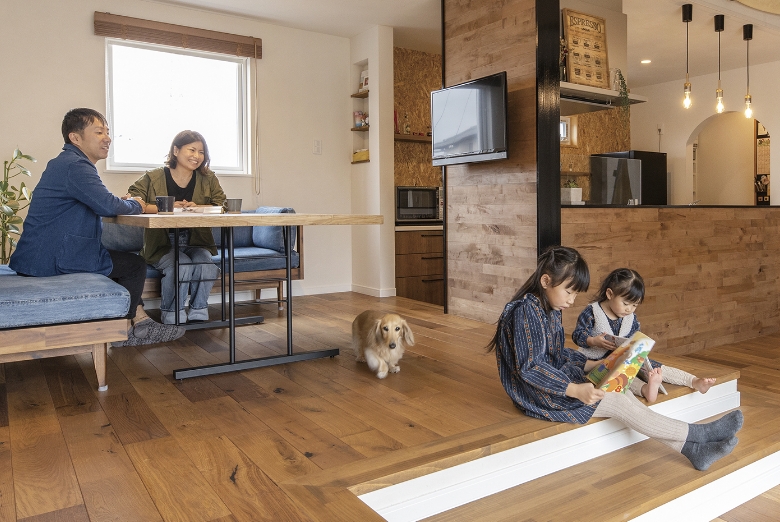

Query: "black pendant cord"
(746, 39), (750, 94)
(686, 22), (689, 76)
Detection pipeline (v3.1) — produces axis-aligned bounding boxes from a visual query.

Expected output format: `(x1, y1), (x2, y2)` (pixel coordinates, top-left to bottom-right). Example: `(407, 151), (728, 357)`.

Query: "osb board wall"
(561, 108), (630, 201)
(394, 47), (442, 187)
(562, 207), (780, 356)
(444, 0), (539, 323)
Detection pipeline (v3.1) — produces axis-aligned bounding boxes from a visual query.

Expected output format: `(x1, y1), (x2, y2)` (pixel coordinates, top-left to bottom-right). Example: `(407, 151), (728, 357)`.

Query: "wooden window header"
(94, 12), (262, 59)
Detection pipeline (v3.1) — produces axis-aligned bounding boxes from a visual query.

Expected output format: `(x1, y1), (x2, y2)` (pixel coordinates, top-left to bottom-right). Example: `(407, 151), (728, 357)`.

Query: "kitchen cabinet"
(395, 229), (444, 306)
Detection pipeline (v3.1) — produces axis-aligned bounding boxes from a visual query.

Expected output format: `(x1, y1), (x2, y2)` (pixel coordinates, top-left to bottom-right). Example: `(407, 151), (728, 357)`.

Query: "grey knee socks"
(687, 410), (743, 443)
(681, 437), (738, 471)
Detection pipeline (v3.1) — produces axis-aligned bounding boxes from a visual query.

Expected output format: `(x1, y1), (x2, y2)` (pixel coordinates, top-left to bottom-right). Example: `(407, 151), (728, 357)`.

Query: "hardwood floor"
(0, 292), (777, 521)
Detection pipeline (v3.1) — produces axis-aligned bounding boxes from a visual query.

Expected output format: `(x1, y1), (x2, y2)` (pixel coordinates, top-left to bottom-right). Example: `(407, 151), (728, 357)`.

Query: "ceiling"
(150, 0), (780, 87)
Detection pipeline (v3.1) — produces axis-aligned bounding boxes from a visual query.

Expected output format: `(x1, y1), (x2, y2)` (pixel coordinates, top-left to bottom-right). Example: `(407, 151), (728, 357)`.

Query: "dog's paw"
(355, 355), (366, 363)
(376, 371), (388, 379)
(390, 365), (401, 373)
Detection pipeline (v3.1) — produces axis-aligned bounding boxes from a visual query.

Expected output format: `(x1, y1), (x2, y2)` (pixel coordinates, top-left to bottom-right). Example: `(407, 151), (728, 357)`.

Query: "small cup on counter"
(156, 195), (175, 214)
(223, 198), (242, 214)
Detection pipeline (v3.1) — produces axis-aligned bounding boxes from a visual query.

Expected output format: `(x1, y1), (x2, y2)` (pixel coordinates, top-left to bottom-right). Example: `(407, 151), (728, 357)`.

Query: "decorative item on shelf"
(561, 178), (583, 205)
(714, 14), (725, 114)
(352, 149), (369, 163)
(559, 37), (568, 82)
(562, 8), (610, 89)
(1, 148), (35, 264)
(403, 113), (411, 135)
(426, 125), (432, 137)
(614, 69), (630, 122)
(744, 24), (753, 118)
(359, 70), (369, 93)
(353, 110), (365, 128)
(682, 4), (693, 109)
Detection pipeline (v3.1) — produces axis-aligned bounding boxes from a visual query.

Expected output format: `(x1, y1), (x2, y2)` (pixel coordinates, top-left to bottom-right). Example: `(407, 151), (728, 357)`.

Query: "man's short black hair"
(62, 108), (107, 144)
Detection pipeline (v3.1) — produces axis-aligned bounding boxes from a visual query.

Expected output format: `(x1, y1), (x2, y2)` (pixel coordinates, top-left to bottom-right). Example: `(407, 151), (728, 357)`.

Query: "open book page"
(173, 205), (223, 214)
(604, 334), (630, 349)
(587, 332), (655, 393)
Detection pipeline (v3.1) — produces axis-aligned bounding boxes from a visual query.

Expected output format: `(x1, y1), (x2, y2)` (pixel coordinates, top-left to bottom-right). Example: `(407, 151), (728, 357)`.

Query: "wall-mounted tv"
(431, 71), (508, 167)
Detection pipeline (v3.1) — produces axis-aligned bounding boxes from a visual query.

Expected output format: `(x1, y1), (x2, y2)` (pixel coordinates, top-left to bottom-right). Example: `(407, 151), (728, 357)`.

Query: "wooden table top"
(103, 213), (384, 228)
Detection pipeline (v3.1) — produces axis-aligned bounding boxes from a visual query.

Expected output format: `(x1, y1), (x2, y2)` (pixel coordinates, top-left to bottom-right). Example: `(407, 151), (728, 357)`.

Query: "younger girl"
(572, 268), (715, 403)
(488, 246), (741, 471)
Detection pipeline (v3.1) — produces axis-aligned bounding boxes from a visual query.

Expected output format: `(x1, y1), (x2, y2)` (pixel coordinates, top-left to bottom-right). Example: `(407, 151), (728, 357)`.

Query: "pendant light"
(682, 4), (693, 109)
(744, 24), (753, 118)
(715, 15), (725, 114)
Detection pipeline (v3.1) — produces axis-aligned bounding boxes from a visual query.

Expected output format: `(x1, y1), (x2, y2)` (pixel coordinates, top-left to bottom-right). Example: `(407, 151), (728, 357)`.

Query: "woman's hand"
(588, 333), (617, 350)
(174, 200), (197, 208)
(565, 382), (605, 405)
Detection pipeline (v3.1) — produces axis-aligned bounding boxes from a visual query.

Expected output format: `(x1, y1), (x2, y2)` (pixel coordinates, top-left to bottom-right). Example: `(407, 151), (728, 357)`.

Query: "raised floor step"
(355, 356), (780, 521)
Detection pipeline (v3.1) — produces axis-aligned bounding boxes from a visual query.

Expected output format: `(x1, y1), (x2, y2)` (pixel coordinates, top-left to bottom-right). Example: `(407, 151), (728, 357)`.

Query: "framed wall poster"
(562, 9), (609, 89)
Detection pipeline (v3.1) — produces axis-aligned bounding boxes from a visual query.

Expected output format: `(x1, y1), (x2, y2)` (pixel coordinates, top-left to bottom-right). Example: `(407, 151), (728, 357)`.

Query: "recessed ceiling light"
(641, 59), (652, 64)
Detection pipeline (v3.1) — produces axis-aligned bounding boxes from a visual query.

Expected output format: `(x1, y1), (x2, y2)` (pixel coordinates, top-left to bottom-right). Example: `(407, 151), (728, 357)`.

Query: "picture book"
(603, 333), (667, 395)
(587, 332), (655, 393)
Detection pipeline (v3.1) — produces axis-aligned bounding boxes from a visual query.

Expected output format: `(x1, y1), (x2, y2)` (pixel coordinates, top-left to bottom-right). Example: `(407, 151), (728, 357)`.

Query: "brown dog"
(352, 310), (415, 378)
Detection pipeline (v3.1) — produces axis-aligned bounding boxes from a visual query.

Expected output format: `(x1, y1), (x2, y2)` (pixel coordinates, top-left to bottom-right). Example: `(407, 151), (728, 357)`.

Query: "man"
(10, 108), (184, 346)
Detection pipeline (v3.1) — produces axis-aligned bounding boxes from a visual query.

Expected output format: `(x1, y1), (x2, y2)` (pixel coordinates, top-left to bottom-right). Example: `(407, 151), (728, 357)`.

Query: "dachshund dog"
(352, 310), (415, 378)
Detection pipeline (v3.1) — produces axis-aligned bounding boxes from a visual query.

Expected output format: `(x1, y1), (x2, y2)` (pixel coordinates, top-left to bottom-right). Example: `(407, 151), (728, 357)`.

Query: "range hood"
(560, 81), (648, 116)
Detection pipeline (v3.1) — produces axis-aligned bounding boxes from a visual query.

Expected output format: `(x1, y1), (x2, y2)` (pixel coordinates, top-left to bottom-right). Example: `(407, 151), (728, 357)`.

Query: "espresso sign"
(562, 9), (609, 89)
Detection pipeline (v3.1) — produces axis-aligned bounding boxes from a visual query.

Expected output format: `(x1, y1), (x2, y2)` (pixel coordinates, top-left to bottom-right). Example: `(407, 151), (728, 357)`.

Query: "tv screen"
(431, 71), (508, 167)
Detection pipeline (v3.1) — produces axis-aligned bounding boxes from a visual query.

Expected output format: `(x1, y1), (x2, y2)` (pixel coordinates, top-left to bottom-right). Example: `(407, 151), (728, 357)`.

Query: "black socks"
(687, 410), (744, 443)
(682, 437), (738, 471)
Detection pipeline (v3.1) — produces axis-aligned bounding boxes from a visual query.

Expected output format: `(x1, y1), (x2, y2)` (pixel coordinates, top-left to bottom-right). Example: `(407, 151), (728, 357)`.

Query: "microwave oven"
(396, 186), (443, 225)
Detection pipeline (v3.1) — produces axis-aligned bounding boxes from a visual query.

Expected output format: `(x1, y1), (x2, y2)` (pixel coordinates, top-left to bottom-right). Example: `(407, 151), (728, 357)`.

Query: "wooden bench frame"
(0, 318), (129, 391)
(140, 225), (304, 306)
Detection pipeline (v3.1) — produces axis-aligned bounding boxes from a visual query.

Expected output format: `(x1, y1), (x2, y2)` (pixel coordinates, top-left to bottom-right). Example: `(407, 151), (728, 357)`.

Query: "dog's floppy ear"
(401, 319), (415, 346)
(372, 318), (384, 343)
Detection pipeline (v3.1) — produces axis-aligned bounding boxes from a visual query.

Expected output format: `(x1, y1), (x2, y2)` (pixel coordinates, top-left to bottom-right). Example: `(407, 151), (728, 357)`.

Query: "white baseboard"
(351, 284), (396, 297)
(358, 381), (740, 522)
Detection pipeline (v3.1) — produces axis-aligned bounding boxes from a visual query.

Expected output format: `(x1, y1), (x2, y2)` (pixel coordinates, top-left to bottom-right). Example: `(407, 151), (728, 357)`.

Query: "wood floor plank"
(0, 383), (8, 428)
(125, 437), (231, 522)
(5, 361), (83, 519)
(229, 429), (323, 483)
(79, 473), (163, 522)
(41, 357), (102, 417)
(181, 435), (312, 522)
(16, 504), (90, 522)
(99, 391), (170, 445)
(0, 426), (15, 522)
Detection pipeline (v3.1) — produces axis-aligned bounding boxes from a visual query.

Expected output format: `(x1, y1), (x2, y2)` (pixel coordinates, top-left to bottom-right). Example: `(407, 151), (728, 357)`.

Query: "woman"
(128, 130), (226, 324)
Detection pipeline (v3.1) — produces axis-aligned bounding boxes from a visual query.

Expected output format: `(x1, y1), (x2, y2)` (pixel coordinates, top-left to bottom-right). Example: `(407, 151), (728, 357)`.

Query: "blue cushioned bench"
(101, 206), (303, 307)
(0, 265), (130, 391)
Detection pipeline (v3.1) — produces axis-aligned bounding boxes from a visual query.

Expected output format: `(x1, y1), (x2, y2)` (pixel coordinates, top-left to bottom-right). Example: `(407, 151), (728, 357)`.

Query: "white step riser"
(360, 381), (741, 522)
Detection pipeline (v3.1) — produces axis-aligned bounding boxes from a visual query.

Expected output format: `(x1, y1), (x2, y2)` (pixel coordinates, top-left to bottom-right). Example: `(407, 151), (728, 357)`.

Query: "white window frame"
(560, 116), (571, 145)
(105, 39), (251, 175)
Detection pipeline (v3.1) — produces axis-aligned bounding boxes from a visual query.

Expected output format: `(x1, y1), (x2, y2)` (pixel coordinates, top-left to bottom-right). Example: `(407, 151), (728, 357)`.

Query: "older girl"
(488, 246), (741, 471)
(572, 268), (715, 403)
(128, 130), (225, 324)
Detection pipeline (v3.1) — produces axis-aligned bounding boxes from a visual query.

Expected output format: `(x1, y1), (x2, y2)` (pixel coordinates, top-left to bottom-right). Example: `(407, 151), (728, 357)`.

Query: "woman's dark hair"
(165, 130), (211, 175)
(593, 268), (644, 304)
(62, 108), (107, 144)
(487, 246), (589, 352)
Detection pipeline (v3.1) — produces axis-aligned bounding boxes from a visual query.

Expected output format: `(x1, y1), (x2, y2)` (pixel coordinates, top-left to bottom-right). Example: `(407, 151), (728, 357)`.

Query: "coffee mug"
(156, 195), (175, 214)
(223, 198), (242, 214)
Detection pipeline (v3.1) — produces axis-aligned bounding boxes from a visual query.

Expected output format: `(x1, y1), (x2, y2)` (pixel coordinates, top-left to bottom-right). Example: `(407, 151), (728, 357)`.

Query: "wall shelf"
(351, 90), (369, 98)
(351, 159), (370, 164)
(351, 126), (370, 132)
(560, 81), (648, 116)
(395, 134), (431, 143)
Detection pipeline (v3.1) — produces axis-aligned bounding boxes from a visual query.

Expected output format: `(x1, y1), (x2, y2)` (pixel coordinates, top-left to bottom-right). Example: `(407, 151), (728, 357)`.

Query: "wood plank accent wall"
(562, 207), (780, 355)
(443, 0), (541, 324)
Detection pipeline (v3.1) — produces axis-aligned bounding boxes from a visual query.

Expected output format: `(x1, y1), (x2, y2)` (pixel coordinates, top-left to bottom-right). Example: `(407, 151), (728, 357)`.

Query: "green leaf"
(0, 204), (13, 216)
(10, 237), (17, 248)
(19, 153), (36, 162)
(20, 168), (31, 177)
(8, 224), (19, 233)
(12, 148), (21, 161)
(22, 186), (31, 199)
(8, 216), (22, 224)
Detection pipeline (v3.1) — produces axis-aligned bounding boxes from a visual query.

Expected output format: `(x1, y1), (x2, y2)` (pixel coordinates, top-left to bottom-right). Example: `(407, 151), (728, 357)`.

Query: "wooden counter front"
(104, 213), (383, 228)
(562, 206), (780, 356)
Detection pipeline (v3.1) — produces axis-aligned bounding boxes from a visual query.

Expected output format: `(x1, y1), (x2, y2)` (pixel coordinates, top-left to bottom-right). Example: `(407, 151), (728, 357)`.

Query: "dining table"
(103, 212), (383, 379)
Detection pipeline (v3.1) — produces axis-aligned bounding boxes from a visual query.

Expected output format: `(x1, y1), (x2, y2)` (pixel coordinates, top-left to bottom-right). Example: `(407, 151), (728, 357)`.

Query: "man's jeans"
(153, 246), (218, 312)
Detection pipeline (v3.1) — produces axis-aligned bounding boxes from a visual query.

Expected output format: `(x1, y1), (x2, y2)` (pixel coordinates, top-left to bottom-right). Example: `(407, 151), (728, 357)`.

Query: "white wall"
(631, 60), (778, 205)
(350, 26), (396, 297)
(696, 112), (755, 205)
(0, 0), (355, 295)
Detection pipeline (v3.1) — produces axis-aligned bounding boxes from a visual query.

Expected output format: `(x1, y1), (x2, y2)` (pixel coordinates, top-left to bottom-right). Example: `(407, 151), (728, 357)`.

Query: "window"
(560, 116), (571, 145)
(106, 39), (250, 174)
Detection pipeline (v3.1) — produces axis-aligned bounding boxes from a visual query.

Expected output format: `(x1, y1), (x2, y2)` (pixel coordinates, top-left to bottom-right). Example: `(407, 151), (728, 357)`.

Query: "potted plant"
(1, 149), (35, 264)
(614, 69), (630, 123)
(561, 178), (582, 204)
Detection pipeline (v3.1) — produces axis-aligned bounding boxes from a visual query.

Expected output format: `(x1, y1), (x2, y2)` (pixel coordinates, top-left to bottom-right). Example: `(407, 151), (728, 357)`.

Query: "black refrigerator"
(592, 150), (668, 205)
